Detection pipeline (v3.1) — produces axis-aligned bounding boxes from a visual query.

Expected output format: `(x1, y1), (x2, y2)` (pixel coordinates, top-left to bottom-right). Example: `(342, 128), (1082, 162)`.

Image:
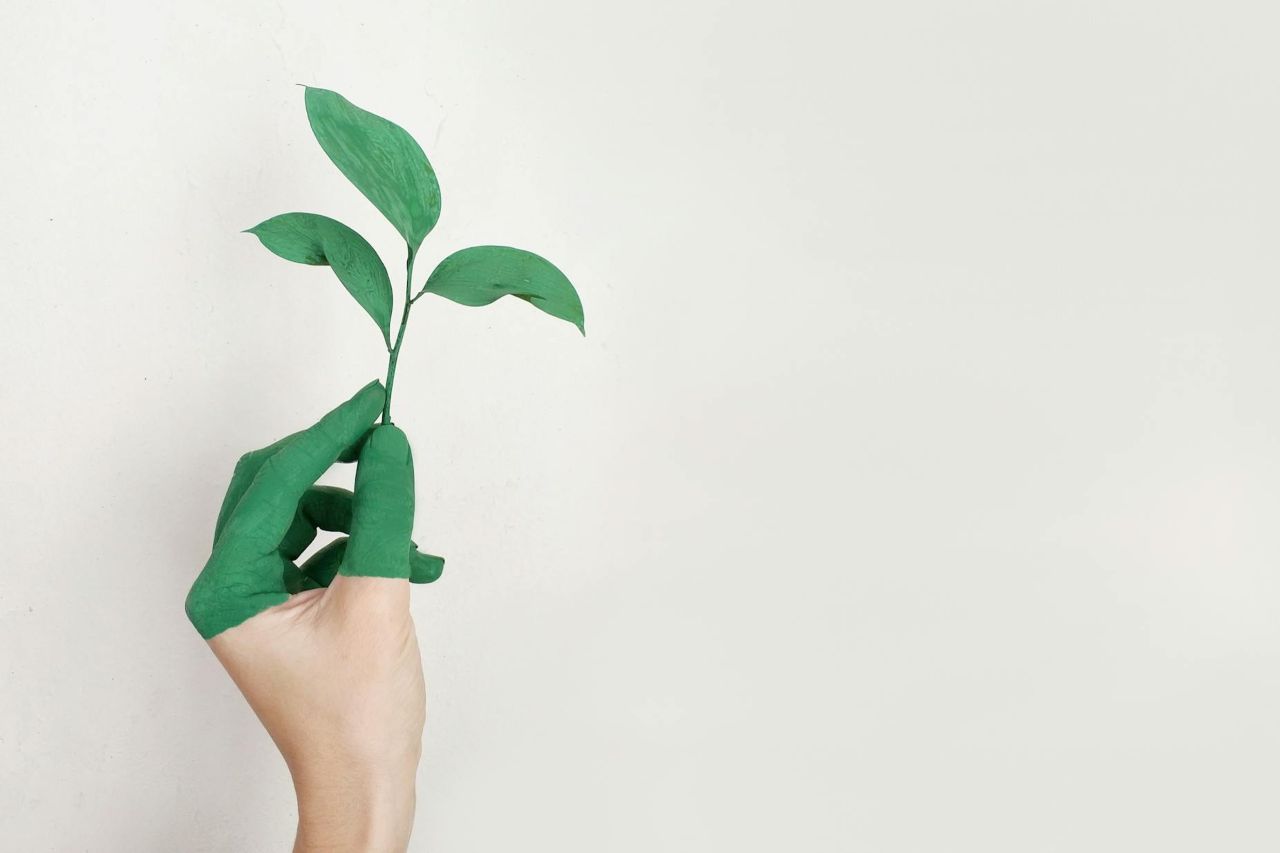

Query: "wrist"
(292, 768), (416, 852)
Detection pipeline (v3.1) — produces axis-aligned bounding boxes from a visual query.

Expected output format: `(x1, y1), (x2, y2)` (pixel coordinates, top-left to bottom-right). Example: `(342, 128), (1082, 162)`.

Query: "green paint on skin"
(342, 423), (415, 577)
(185, 382), (443, 639)
(278, 486), (443, 592)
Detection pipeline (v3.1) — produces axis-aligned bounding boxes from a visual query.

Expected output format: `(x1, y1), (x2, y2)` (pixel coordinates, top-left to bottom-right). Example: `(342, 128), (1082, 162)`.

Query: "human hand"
(185, 381), (442, 852)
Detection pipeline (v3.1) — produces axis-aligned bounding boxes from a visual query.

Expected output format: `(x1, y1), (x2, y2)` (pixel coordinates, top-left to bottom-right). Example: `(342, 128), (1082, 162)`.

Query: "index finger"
(221, 380), (386, 551)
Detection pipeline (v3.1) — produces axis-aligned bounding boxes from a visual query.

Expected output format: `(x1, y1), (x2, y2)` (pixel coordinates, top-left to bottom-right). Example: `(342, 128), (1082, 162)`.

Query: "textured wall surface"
(2, 1), (1279, 849)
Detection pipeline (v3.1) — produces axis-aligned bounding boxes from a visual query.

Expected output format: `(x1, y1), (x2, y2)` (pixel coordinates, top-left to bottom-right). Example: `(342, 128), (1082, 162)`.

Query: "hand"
(185, 381), (442, 852)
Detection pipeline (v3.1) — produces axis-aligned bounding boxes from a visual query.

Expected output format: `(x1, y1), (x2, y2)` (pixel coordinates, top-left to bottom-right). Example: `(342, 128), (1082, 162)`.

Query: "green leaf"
(245, 213), (394, 346)
(304, 87), (441, 252)
(422, 246), (585, 335)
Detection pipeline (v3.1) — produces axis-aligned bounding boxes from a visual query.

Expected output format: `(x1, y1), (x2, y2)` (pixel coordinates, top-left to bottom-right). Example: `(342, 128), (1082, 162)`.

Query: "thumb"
(339, 425), (416, 580)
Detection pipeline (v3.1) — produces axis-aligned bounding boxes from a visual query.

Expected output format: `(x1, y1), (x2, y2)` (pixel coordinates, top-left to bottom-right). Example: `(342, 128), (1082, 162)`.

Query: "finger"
(186, 551), (293, 638)
(280, 486), (354, 560)
(294, 537), (445, 589)
(283, 560), (313, 594)
(189, 383), (383, 639)
(295, 537), (349, 589)
(337, 426), (376, 464)
(223, 381), (385, 552)
(339, 425), (415, 580)
(212, 421), (373, 547)
(211, 438), (288, 546)
(409, 549), (445, 584)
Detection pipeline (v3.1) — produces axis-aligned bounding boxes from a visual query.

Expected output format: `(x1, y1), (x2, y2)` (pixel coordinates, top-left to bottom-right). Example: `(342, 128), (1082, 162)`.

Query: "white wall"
(2, 1), (1279, 849)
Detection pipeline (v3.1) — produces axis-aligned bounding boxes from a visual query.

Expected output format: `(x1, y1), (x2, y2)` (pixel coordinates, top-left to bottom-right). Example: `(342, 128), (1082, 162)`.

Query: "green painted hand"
(185, 380), (443, 639)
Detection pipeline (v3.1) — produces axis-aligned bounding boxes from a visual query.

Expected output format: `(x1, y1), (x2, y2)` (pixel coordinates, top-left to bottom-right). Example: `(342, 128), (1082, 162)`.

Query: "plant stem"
(382, 246), (417, 424)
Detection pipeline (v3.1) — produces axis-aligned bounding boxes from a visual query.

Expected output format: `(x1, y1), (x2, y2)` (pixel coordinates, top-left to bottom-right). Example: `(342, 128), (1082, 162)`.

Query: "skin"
(187, 382), (434, 851)
(211, 575), (424, 851)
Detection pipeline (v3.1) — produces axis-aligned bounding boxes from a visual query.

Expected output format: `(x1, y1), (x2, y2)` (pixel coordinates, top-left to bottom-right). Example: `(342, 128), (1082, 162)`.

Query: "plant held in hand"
(246, 87), (585, 423)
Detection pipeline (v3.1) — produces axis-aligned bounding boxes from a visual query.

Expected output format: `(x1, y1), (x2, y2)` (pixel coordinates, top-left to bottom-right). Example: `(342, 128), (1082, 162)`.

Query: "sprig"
(245, 86), (585, 424)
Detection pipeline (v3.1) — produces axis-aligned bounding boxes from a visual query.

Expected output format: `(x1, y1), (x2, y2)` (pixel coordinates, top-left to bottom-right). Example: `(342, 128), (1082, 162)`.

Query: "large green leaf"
(304, 87), (441, 252)
(246, 212), (393, 346)
(422, 246), (585, 335)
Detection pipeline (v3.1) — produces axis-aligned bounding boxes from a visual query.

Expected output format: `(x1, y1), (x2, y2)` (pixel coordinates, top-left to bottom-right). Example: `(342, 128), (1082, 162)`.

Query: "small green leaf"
(304, 87), (441, 252)
(246, 213), (394, 346)
(422, 246), (585, 335)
